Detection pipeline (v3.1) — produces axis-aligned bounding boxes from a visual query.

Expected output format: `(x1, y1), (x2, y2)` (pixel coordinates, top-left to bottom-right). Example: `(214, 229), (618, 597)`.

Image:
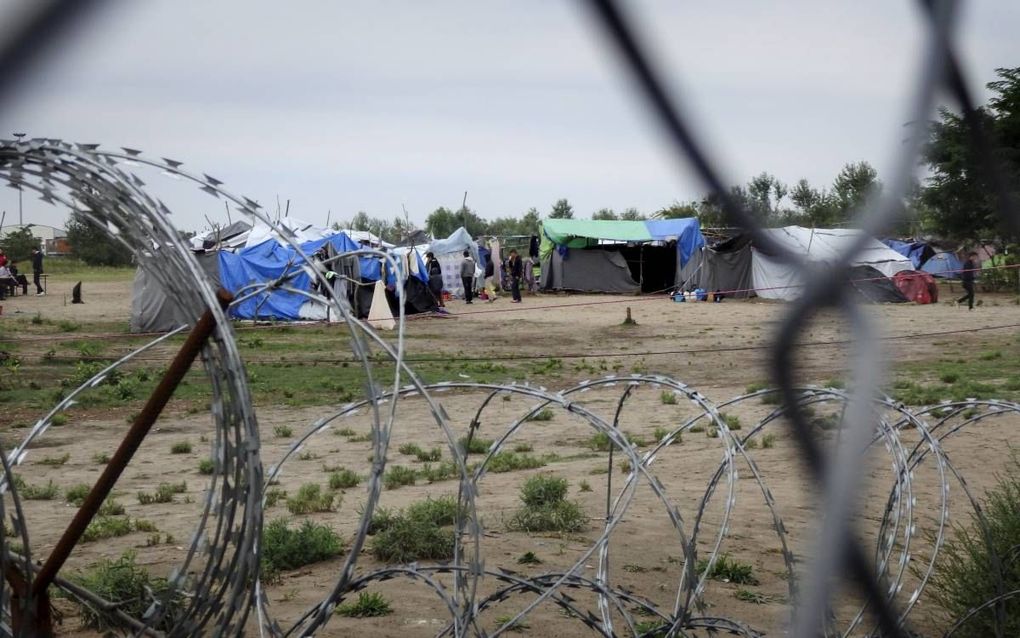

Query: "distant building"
(0, 223), (70, 255)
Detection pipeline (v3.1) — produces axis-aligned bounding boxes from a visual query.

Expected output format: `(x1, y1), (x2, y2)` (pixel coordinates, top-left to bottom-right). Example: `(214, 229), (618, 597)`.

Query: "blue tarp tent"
(219, 233), (360, 320)
(882, 239), (935, 270)
(921, 252), (964, 278)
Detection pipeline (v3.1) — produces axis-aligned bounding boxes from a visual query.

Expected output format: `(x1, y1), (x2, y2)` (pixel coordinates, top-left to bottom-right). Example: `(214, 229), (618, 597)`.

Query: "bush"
(508, 474), (587, 533)
(698, 554), (758, 585)
(328, 468), (360, 490)
(762, 433), (777, 449)
(81, 516), (132, 543)
(274, 425), (293, 438)
(262, 519), (344, 575)
(170, 441), (192, 454)
(286, 483), (336, 514)
(457, 436), (492, 455)
(383, 465), (417, 490)
(660, 390), (677, 405)
(406, 496), (461, 526)
(65, 483), (91, 506)
(69, 552), (185, 632)
(21, 479), (59, 500)
(371, 516), (455, 563)
(137, 481), (186, 505)
(398, 443), (423, 456)
(415, 447), (442, 462)
(420, 461), (458, 483)
(720, 413), (741, 430)
(924, 452), (1020, 637)
(38, 453), (70, 466)
(335, 591), (393, 617)
(366, 506), (397, 535)
(486, 452), (546, 473)
(527, 408), (554, 422)
(198, 458), (215, 475)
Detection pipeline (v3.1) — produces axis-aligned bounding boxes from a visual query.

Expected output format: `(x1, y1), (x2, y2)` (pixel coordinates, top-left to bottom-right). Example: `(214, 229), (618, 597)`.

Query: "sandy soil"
(4, 278), (1019, 636)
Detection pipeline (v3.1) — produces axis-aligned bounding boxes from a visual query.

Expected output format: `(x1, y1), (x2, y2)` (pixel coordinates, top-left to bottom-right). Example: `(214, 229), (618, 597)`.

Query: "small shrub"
(745, 381), (768, 394)
(720, 413), (741, 430)
(634, 621), (668, 636)
(328, 468), (360, 490)
(93, 452), (110, 464)
(415, 447), (442, 463)
(420, 461), (458, 483)
(940, 371), (960, 384)
(372, 516), (455, 562)
(137, 481), (186, 505)
(578, 480), (592, 493)
(335, 591), (393, 618)
(513, 442), (533, 453)
(528, 408), (554, 422)
(65, 483), (91, 506)
(262, 519), (343, 575)
(406, 496), (461, 526)
(334, 427), (356, 437)
(21, 480), (59, 500)
(69, 552), (186, 632)
(521, 475), (568, 507)
(366, 506), (397, 535)
(697, 554), (758, 585)
(198, 458), (215, 475)
(689, 424), (705, 434)
(508, 475), (587, 533)
(50, 413), (69, 427)
(398, 443), (423, 457)
(383, 465), (417, 490)
(744, 438), (759, 450)
(487, 452), (546, 473)
(457, 436), (492, 455)
(274, 425), (293, 438)
(660, 391), (677, 405)
(99, 499), (125, 516)
(265, 488), (287, 508)
(286, 483), (336, 514)
(495, 615), (530, 632)
(762, 433), (777, 449)
(133, 519), (158, 533)
(518, 551), (542, 565)
(734, 588), (774, 604)
(587, 432), (611, 451)
(37, 453), (70, 466)
(170, 441), (192, 455)
(81, 516), (132, 543)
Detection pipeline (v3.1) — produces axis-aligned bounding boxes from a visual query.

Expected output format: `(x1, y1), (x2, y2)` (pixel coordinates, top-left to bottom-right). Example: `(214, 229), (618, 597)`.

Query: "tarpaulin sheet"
(541, 217), (705, 269)
(219, 232), (359, 320)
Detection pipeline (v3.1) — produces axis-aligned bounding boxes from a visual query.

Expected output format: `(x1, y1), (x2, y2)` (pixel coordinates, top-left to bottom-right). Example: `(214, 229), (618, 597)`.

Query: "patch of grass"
(274, 425), (293, 438)
(98, 499), (125, 516)
(137, 481), (186, 505)
(979, 350), (1002, 360)
(527, 408), (554, 422)
(578, 480), (592, 492)
(698, 554), (758, 585)
(133, 519), (158, 532)
(823, 377), (846, 389)
(81, 516), (133, 543)
(513, 442), (534, 453)
(508, 474), (587, 533)
(744, 438), (758, 450)
(745, 381), (768, 394)
(762, 433), (777, 449)
(50, 413), (68, 427)
(335, 591), (393, 617)
(262, 519), (344, 575)
(21, 479), (59, 500)
(486, 452), (546, 473)
(93, 452), (110, 464)
(37, 452), (70, 466)
(457, 436), (492, 455)
(334, 427), (356, 437)
(420, 461), (458, 483)
(286, 483), (337, 514)
(494, 615), (530, 632)
(415, 447), (442, 462)
(689, 424), (705, 434)
(923, 451), (1020, 637)
(384, 465), (417, 490)
(517, 551), (542, 565)
(634, 621), (668, 636)
(328, 468), (360, 490)
(372, 515), (455, 563)
(398, 442), (424, 457)
(660, 390), (677, 405)
(68, 551), (186, 632)
(65, 483), (91, 506)
(406, 495), (461, 526)
(170, 441), (192, 455)
(720, 413), (741, 430)
(940, 371), (960, 384)
(734, 589), (775, 604)
(366, 506), (397, 535)
(265, 488), (286, 508)
(198, 458), (215, 475)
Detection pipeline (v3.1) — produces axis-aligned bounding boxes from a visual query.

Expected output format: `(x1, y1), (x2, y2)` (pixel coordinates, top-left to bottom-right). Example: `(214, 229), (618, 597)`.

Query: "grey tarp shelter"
(675, 235), (754, 298)
(130, 251), (221, 332)
(542, 249), (640, 294)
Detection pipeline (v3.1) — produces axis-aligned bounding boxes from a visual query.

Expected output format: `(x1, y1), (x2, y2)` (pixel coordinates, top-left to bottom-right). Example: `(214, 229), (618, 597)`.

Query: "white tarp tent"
(426, 227), (481, 299)
(752, 226), (913, 301)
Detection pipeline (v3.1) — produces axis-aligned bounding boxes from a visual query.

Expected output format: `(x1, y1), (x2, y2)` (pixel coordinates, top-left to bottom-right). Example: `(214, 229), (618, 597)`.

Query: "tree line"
(15, 66), (1015, 265)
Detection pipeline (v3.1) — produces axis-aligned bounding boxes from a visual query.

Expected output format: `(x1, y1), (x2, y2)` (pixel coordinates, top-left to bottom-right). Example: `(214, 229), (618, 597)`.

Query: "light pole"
(12, 133), (25, 225)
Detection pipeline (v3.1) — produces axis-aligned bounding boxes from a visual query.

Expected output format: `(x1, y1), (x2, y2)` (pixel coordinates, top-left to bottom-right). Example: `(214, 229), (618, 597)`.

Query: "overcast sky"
(0, 1), (1017, 233)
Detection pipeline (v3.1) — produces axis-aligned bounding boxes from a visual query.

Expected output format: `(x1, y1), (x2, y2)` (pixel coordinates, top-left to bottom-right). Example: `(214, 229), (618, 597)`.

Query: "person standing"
(425, 252), (445, 307)
(0, 249), (8, 268)
(956, 251), (978, 310)
(31, 247), (45, 296)
(508, 249), (523, 303)
(460, 250), (476, 304)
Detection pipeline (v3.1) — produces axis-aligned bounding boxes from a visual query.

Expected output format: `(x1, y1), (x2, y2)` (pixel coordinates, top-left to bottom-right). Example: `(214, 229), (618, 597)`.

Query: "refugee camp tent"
(675, 235), (754, 298)
(130, 252), (221, 333)
(751, 227), (913, 301)
(540, 218), (704, 293)
(921, 252), (964, 278)
(893, 270), (939, 304)
(882, 239), (935, 270)
(426, 227), (482, 299)
(847, 266), (909, 303)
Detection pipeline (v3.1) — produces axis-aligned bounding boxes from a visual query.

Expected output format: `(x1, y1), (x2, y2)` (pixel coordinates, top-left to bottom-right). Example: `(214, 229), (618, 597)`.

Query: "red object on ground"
(893, 270), (939, 304)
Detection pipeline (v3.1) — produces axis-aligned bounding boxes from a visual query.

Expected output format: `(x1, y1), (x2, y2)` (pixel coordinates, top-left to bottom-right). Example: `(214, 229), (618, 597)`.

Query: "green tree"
(424, 207), (460, 238)
(66, 212), (134, 266)
(592, 208), (617, 220)
(832, 161), (880, 216)
(548, 199), (574, 219)
(519, 208), (541, 235)
(922, 66), (1020, 243)
(619, 207), (646, 221)
(347, 211), (372, 232)
(1, 226), (40, 261)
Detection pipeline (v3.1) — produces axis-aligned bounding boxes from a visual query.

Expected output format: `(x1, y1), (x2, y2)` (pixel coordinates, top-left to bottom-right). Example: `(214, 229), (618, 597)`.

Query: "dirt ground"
(3, 274), (1020, 636)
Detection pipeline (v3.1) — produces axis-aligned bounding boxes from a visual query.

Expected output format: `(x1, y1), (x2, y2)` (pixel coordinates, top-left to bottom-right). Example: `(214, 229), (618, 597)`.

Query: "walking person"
(425, 252), (445, 308)
(460, 250), (476, 304)
(508, 249), (523, 303)
(956, 251), (979, 310)
(31, 247), (45, 296)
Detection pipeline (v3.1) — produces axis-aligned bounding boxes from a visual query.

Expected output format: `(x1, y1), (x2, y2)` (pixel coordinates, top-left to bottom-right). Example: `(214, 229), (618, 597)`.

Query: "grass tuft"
(262, 519), (343, 576)
(335, 591), (393, 617)
(286, 483), (337, 514)
(170, 441), (192, 455)
(69, 552), (186, 632)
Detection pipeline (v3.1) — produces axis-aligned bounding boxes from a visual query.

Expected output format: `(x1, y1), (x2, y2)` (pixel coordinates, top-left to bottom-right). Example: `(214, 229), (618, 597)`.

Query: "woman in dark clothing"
(957, 251), (978, 310)
(508, 249), (523, 303)
(425, 252), (444, 307)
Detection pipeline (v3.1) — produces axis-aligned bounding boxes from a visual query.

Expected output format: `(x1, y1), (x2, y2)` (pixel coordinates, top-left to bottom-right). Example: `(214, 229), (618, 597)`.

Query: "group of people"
(0, 247), (45, 300)
(424, 248), (528, 308)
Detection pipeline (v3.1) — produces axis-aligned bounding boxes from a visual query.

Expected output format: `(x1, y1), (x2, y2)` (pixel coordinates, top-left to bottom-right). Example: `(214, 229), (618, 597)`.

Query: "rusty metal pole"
(21, 289), (232, 626)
